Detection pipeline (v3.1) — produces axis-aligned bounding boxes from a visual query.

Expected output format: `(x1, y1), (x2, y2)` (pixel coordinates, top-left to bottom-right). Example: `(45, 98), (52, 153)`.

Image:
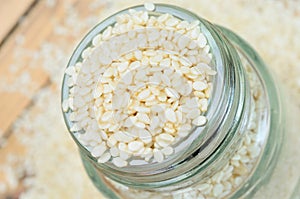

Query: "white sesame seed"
(149, 116), (160, 130)
(187, 20), (200, 30)
(129, 160), (148, 166)
(92, 34), (102, 46)
(199, 98), (208, 112)
(103, 84), (113, 93)
(161, 73), (171, 86)
(135, 106), (151, 113)
(207, 69), (217, 76)
(234, 176), (243, 187)
(157, 93), (167, 102)
(232, 154), (241, 161)
(179, 57), (191, 67)
(107, 135), (117, 147)
(144, 2), (155, 11)
(122, 72), (133, 85)
(110, 147), (120, 157)
(102, 26), (112, 40)
(165, 87), (180, 99)
(128, 141), (144, 152)
(100, 131), (108, 140)
(62, 99), (69, 112)
(157, 133), (175, 143)
(137, 89), (151, 100)
(197, 33), (207, 48)
(186, 109), (201, 119)
(165, 108), (177, 123)
(197, 183), (210, 192)
(192, 115), (207, 126)
(112, 157), (128, 167)
(163, 126), (176, 134)
(248, 144), (261, 158)
(153, 149), (164, 163)
(119, 150), (131, 160)
(101, 111), (113, 122)
(160, 58), (171, 67)
(161, 146), (174, 156)
(97, 152), (111, 163)
(65, 66), (76, 76)
(136, 112), (151, 124)
(70, 123), (80, 132)
(82, 47), (92, 59)
(91, 143), (106, 157)
(157, 13), (169, 22)
(193, 81), (208, 91)
(165, 18), (179, 27)
(177, 36), (189, 50)
(213, 184), (224, 197)
(118, 142), (127, 151)
(189, 27), (200, 39)
(203, 45), (210, 53)
(212, 171), (224, 184)
(134, 122), (146, 129)
(114, 131), (134, 143)
(116, 62), (129, 73)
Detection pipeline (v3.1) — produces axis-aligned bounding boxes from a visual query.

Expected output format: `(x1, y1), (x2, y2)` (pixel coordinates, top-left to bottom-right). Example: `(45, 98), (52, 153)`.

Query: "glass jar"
(61, 4), (299, 199)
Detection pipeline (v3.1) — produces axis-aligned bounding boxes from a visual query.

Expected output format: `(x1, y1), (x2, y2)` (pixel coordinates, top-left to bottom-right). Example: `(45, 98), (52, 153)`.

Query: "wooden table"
(0, 0), (105, 197)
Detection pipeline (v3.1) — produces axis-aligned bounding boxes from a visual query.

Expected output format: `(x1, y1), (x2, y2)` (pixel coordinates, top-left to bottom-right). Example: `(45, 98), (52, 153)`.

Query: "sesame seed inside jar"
(61, 3), (277, 199)
(64, 7), (216, 167)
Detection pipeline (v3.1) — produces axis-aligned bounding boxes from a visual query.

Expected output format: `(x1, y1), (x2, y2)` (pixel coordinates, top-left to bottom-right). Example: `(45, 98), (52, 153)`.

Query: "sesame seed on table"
(0, 0), (300, 198)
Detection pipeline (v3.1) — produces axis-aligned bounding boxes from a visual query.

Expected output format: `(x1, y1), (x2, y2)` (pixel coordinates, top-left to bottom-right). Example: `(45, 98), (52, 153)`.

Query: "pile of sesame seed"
(105, 54), (265, 199)
(63, 4), (216, 167)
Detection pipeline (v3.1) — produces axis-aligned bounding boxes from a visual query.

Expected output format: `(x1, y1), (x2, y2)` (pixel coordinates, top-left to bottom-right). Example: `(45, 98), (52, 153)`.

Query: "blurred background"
(0, 0), (299, 198)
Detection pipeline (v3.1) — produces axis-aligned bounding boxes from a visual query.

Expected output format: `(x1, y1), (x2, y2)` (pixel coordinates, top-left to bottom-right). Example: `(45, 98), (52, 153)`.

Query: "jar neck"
(63, 4), (251, 191)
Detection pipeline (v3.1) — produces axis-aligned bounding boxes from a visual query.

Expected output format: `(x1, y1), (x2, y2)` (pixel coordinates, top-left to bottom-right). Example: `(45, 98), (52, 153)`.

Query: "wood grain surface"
(0, 0), (36, 42)
(0, 0), (103, 197)
(0, 0), (77, 137)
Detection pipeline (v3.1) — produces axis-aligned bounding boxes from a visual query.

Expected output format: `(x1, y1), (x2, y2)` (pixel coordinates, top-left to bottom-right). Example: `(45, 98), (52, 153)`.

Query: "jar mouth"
(61, 3), (248, 189)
